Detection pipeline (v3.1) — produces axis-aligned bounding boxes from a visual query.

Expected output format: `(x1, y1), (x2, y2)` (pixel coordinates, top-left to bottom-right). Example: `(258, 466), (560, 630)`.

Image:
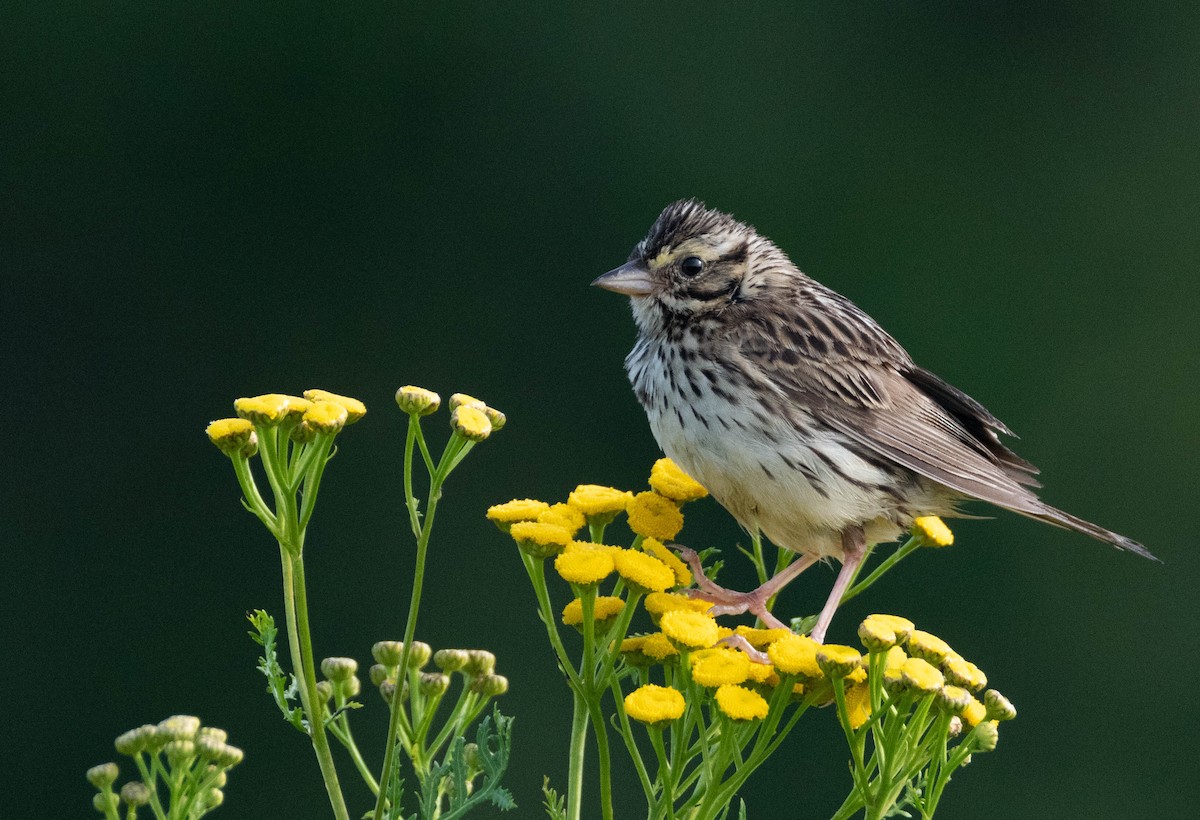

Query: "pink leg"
(672, 544), (818, 630)
(809, 526), (866, 644)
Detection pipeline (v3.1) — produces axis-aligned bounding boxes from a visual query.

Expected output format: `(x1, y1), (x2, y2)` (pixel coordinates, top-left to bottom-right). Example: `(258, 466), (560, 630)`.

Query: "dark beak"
(592, 261), (655, 296)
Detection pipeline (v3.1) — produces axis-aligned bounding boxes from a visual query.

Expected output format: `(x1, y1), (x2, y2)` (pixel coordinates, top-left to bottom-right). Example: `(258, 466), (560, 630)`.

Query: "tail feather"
(1026, 505), (1159, 562)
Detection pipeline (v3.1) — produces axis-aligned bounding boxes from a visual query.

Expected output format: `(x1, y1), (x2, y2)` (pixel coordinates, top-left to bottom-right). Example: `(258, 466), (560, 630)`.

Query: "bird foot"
(716, 634), (771, 664)
(670, 545), (790, 630)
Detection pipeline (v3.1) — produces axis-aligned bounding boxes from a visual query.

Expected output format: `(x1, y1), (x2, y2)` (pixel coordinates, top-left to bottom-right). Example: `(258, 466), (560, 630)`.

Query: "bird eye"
(680, 256), (705, 277)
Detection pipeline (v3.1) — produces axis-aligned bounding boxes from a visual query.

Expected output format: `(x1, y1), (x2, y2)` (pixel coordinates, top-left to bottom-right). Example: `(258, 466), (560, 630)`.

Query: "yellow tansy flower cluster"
(554, 547), (615, 586)
(659, 610), (720, 649)
(627, 491), (684, 540)
(912, 515), (954, 547)
(714, 684), (769, 721)
(567, 485), (633, 517)
(648, 458), (708, 503)
(624, 684), (685, 726)
(561, 596), (625, 627)
(613, 549), (675, 593)
(690, 647), (751, 687)
(640, 538), (693, 586)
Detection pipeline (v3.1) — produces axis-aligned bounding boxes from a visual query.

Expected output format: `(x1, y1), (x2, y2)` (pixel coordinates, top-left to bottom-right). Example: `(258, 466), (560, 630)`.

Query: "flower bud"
(407, 641), (433, 669)
(120, 781), (151, 807)
(472, 674), (509, 697)
(86, 763), (119, 789)
(315, 680), (334, 704)
(216, 744), (245, 768)
(93, 792), (120, 813)
(114, 725), (156, 756)
(303, 389), (367, 424)
(157, 715), (201, 742)
(816, 645), (862, 678)
(974, 720), (999, 752)
(290, 420), (317, 443)
(165, 740), (196, 767)
(983, 689), (1017, 721)
(449, 393), (486, 411)
(419, 672), (451, 696)
(483, 405), (506, 431)
(206, 418), (257, 457)
(434, 649), (469, 672)
(450, 405), (491, 442)
(396, 385), (442, 416)
(205, 788), (225, 807)
(304, 400), (348, 435)
(906, 630), (956, 667)
(208, 768), (227, 788)
(196, 727), (227, 745)
(464, 649), (496, 676)
(378, 679), (402, 705)
(462, 742), (482, 773)
(321, 657), (358, 682)
(369, 663), (389, 686)
(372, 641), (405, 667)
(234, 394), (292, 425)
(338, 675), (362, 699)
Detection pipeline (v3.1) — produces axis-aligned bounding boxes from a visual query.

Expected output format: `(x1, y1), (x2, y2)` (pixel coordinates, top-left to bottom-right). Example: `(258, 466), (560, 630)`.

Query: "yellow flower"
(937, 685), (973, 712)
(845, 682), (872, 729)
(303, 400), (349, 434)
(234, 394), (292, 425)
(553, 547), (614, 586)
(846, 664), (867, 685)
(659, 610), (719, 649)
(714, 684), (769, 721)
(900, 657), (945, 694)
(449, 393), (487, 411)
(281, 395), (314, 420)
(816, 645), (863, 678)
(627, 491), (684, 540)
(640, 633), (680, 661)
(561, 596), (625, 627)
(303, 389), (366, 424)
(961, 696), (987, 727)
(942, 657), (988, 693)
(767, 634), (823, 678)
(613, 549), (675, 593)
(535, 504), (584, 536)
(483, 406), (506, 431)
(907, 630), (956, 666)
(690, 647), (751, 687)
(395, 386), (441, 416)
(206, 418), (257, 456)
(567, 485), (632, 516)
(744, 661), (776, 684)
(912, 515), (953, 547)
(734, 625), (793, 649)
(648, 458), (708, 503)
(487, 499), (550, 530)
(618, 636), (656, 667)
(450, 405), (491, 442)
(644, 592), (712, 625)
(640, 538), (692, 586)
(509, 521), (572, 560)
(883, 645), (908, 671)
(624, 684), (685, 726)
(858, 614), (914, 651)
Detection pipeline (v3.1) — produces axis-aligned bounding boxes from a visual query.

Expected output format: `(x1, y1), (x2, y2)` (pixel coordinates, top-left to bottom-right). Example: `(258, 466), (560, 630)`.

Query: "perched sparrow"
(594, 199), (1155, 643)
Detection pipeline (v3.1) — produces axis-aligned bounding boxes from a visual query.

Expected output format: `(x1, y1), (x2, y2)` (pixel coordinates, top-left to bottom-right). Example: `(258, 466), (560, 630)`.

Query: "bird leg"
(808, 526), (866, 644)
(672, 544), (818, 630)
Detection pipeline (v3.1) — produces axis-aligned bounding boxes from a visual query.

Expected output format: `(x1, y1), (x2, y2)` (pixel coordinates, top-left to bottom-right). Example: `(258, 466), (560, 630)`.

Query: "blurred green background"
(5, 2), (1198, 817)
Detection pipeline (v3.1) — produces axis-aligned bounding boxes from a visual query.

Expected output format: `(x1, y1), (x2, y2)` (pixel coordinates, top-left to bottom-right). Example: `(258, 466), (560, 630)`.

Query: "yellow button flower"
(206, 418), (257, 456)
(509, 521), (572, 560)
(561, 596), (624, 627)
(942, 656), (988, 693)
(659, 610), (719, 649)
(303, 389), (366, 424)
(690, 647), (751, 687)
(883, 645), (908, 671)
(234, 394), (292, 425)
(644, 592), (712, 624)
(538, 503), (586, 535)
(483, 405), (506, 431)
(613, 549), (675, 593)
(567, 485), (633, 516)
(449, 393), (487, 411)
(553, 547), (614, 586)
(395, 385), (441, 416)
(937, 684), (973, 712)
(858, 613), (914, 651)
(648, 458), (708, 503)
(640, 633), (680, 661)
(734, 625), (793, 649)
(624, 684), (685, 726)
(640, 538), (692, 587)
(744, 661), (776, 684)
(912, 515), (953, 547)
(816, 645), (863, 678)
(714, 684), (769, 721)
(281, 395), (314, 420)
(907, 630), (956, 666)
(304, 400), (349, 434)
(900, 657), (945, 694)
(767, 634), (823, 678)
(961, 696), (987, 727)
(627, 491), (684, 541)
(487, 499), (551, 531)
(844, 682), (872, 729)
(450, 405), (491, 442)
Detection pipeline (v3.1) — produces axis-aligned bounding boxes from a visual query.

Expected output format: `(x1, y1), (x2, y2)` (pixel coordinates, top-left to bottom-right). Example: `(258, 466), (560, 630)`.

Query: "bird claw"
(716, 635), (771, 665)
(667, 542), (789, 629)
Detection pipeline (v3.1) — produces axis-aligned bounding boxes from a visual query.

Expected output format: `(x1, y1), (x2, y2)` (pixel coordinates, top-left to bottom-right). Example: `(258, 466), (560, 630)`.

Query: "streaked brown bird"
(594, 199), (1156, 643)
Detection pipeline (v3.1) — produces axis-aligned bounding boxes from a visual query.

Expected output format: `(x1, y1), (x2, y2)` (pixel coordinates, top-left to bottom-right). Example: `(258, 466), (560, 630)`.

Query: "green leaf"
(246, 609), (307, 733)
(417, 707), (516, 819)
(541, 776), (566, 820)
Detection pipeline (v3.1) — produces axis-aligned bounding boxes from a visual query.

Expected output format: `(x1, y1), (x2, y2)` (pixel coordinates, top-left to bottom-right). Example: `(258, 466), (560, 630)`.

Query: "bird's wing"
(730, 291), (1046, 514)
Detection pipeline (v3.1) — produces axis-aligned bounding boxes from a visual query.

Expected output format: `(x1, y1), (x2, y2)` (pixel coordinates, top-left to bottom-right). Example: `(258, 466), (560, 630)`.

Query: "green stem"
(329, 717), (381, 796)
(842, 538), (919, 604)
(609, 676), (655, 804)
(566, 691), (590, 820)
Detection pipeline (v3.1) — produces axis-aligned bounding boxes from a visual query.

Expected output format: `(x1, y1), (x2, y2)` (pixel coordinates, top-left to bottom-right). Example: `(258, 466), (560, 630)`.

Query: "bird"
(593, 199), (1156, 643)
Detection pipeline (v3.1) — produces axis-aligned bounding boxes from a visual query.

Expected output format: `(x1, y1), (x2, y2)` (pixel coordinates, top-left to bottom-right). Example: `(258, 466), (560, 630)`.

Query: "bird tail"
(1025, 504), (1159, 562)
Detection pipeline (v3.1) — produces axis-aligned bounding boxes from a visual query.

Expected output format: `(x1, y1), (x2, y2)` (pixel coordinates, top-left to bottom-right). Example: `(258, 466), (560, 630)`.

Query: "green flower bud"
(419, 672), (451, 696)
(165, 740), (196, 768)
(407, 641), (433, 669)
(471, 674), (509, 697)
(464, 650), (496, 676)
(483, 406), (506, 431)
(337, 675), (362, 699)
(378, 679), (402, 705)
(120, 782), (151, 807)
(205, 788), (225, 808)
(86, 763), (119, 789)
(93, 792), (120, 813)
(290, 420), (318, 444)
(974, 720), (999, 753)
(315, 680), (334, 704)
(202, 766), (227, 788)
(369, 663), (389, 686)
(114, 725), (155, 756)
(395, 386), (442, 416)
(462, 742), (482, 773)
(434, 649), (469, 673)
(157, 715), (201, 742)
(321, 656), (358, 682)
(372, 641), (405, 667)
(196, 727), (227, 745)
(216, 744), (244, 769)
(984, 689), (1017, 721)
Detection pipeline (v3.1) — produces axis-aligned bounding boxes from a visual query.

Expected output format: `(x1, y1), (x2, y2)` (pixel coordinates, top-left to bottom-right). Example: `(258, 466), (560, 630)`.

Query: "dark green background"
(5, 2), (1197, 817)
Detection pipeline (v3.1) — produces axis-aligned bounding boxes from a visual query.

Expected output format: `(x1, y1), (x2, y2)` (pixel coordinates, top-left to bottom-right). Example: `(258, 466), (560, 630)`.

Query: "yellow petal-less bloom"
(304, 400), (349, 434)
(907, 630), (956, 666)
(744, 661), (776, 684)
(395, 385), (441, 416)
(619, 636), (655, 667)
(553, 548), (614, 586)
(567, 485), (633, 516)
(648, 458), (708, 503)
(845, 682), (872, 729)
(715, 684), (769, 721)
(767, 634), (823, 678)
(640, 633), (680, 661)
(962, 696), (987, 727)
(624, 684), (685, 726)
(538, 503), (586, 535)
(942, 656), (988, 693)
(659, 610), (719, 649)
(206, 418), (256, 456)
(912, 515), (953, 546)
(235, 394), (292, 425)
(640, 538), (692, 587)
(817, 645), (863, 678)
(937, 685), (973, 712)
(303, 389), (366, 424)
(734, 625), (793, 649)
(449, 393), (486, 411)
(509, 521), (573, 560)
(450, 405), (491, 442)
(487, 499), (551, 528)
(690, 647), (752, 687)
(846, 664), (867, 685)
(644, 592), (712, 622)
(613, 549), (675, 593)
(627, 491), (684, 540)
(281, 395), (314, 420)
(858, 614), (912, 651)
(561, 596), (625, 627)
(483, 405), (506, 430)
(901, 657), (945, 694)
